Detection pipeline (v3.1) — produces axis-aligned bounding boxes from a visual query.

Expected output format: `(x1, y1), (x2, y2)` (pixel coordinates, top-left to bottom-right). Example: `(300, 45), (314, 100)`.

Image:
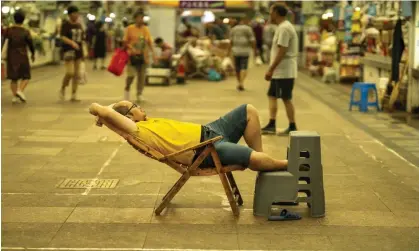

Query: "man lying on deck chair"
(89, 101), (288, 172)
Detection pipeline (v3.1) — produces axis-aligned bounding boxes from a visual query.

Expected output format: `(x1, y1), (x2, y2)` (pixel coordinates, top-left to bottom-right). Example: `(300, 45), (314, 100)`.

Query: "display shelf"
(305, 44), (321, 49)
(361, 53), (392, 71)
(321, 51), (335, 54)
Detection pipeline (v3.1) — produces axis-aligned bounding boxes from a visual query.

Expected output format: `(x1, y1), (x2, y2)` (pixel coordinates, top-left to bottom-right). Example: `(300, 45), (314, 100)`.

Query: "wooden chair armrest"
(162, 136), (223, 160)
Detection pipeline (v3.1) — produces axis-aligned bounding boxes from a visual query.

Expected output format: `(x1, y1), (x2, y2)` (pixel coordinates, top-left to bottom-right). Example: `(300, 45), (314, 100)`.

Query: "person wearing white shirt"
(262, 3), (298, 135)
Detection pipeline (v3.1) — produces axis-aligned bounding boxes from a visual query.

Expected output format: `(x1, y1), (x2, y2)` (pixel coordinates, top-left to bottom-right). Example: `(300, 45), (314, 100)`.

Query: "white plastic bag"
(255, 56), (263, 66)
(221, 57), (233, 71)
(78, 61), (87, 85)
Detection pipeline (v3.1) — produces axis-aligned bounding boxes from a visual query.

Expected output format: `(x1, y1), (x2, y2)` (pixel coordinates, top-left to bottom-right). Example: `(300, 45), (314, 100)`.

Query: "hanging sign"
(179, 1), (225, 9)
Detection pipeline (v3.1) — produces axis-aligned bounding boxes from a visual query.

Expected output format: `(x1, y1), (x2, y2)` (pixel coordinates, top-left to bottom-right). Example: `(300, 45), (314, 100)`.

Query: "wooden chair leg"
(226, 172), (243, 206)
(219, 173), (240, 216)
(210, 148), (240, 216)
(155, 172), (190, 215)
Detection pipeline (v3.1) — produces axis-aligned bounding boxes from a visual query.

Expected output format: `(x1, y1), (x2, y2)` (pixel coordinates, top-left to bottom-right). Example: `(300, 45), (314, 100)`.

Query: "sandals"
(268, 209), (302, 221)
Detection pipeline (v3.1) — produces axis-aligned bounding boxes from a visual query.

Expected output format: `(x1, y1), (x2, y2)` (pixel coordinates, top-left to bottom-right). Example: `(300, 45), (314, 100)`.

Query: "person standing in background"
(262, 3), (299, 135)
(123, 9), (157, 102)
(230, 17), (256, 91)
(114, 23), (124, 48)
(2, 10), (35, 103)
(92, 21), (107, 70)
(59, 5), (85, 102)
(215, 17), (229, 39)
(252, 20), (264, 63)
(154, 37), (173, 68)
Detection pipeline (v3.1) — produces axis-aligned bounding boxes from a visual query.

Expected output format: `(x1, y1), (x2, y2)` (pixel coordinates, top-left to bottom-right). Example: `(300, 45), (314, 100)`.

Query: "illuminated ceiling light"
(10, 7), (15, 14)
(64, 10), (68, 14)
(88, 15), (96, 21)
(143, 16), (150, 22)
(105, 17), (113, 23)
(223, 18), (229, 24)
(321, 14), (329, 20)
(355, 7), (360, 11)
(110, 13), (116, 18)
(2, 6), (10, 14)
(202, 11), (215, 23)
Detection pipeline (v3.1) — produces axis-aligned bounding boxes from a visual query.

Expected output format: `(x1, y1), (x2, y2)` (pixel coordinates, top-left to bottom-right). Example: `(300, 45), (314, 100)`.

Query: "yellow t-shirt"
(123, 24), (152, 64)
(135, 118), (202, 165)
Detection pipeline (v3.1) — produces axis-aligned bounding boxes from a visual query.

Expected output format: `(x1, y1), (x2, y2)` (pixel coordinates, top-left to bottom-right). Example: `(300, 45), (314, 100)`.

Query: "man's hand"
(71, 41), (80, 50)
(89, 103), (100, 116)
(265, 69), (273, 81)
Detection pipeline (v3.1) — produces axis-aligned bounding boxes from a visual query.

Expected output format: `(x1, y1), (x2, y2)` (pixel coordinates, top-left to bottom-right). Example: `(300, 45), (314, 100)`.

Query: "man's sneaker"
(261, 124), (276, 135)
(70, 93), (81, 102)
(59, 89), (65, 101)
(12, 97), (19, 104)
(277, 127), (297, 136)
(16, 91), (26, 103)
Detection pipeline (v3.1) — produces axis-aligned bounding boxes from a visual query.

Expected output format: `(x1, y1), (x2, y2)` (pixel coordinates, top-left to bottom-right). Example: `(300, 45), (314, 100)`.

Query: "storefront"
(300, 1), (418, 113)
(407, 1), (419, 113)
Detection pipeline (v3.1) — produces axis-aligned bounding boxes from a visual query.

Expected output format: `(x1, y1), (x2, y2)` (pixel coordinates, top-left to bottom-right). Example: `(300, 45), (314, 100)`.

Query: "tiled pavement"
(1, 62), (419, 250)
(297, 72), (419, 166)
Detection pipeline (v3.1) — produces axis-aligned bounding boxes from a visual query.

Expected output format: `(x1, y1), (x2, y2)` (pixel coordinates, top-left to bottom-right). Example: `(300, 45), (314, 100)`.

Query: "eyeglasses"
(124, 103), (137, 116)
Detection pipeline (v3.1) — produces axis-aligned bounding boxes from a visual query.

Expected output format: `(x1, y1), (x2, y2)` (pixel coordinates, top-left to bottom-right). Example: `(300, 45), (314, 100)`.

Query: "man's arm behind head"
(89, 103), (138, 134)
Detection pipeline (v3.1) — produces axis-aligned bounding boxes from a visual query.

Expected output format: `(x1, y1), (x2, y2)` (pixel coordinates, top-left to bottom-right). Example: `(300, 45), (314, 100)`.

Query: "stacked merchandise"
(339, 3), (362, 81)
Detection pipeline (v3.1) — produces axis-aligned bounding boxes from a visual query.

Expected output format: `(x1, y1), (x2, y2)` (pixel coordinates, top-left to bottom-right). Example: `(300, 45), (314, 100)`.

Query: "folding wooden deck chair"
(102, 120), (245, 216)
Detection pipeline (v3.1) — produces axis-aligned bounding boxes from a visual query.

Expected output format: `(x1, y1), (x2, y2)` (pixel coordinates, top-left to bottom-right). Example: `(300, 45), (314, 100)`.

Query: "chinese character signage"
(179, 1), (225, 9)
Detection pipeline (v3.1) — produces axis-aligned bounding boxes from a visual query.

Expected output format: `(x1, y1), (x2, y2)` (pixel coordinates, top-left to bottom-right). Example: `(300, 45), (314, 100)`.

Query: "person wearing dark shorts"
(92, 101), (288, 172)
(3, 10), (35, 104)
(59, 5), (85, 102)
(230, 17), (256, 91)
(263, 4), (299, 135)
(197, 104), (254, 167)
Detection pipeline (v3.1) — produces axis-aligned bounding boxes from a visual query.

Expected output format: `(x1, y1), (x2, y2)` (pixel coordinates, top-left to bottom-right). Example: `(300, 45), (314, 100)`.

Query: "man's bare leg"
(243, 104), (263, 152)
(283, 99), (295, 123)
(248, 151), (287, 172)
(261, 96), (278, 134)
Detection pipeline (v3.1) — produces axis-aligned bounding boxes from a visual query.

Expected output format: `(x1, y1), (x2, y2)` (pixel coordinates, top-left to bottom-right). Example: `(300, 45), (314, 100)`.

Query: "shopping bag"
(107, 48), (129, 76)
(78, 61), (87, 85)
(208, 68), (221, 82)
(255, 56), (263, 66)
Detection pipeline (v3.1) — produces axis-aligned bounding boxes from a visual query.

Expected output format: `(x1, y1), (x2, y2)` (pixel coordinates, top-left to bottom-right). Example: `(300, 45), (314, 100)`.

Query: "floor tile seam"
(296, 72), (419, 168)
(45, 204), (78, 247)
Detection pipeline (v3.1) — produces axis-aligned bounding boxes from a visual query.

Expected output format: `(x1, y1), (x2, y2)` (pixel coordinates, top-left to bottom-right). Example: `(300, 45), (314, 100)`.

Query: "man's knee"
(246, 104), (259, 119)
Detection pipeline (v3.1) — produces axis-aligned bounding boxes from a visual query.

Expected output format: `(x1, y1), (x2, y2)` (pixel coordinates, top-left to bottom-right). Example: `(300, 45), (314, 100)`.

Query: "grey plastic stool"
(253, 171), (298, 217)
(252, 131), (326, 218)
(288, 131), (325, 218)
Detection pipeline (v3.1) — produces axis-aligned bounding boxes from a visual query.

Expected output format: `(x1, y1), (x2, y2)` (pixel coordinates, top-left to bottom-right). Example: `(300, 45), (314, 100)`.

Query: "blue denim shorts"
(196, 104), (253, 168)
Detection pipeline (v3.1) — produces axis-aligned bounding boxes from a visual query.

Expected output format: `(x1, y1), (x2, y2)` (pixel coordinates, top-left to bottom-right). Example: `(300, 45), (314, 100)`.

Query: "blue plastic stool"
(349, 82), (380, 112)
